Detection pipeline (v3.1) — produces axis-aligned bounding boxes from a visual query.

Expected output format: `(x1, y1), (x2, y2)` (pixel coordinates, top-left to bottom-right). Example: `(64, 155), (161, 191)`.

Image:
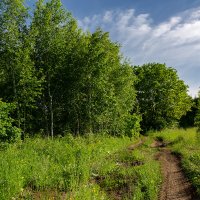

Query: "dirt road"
(154, 141), (198, 200)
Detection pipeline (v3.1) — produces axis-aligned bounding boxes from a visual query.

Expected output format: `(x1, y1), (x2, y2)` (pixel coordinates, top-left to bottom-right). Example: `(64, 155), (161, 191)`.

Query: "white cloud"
(103, 11), (113, 23)
(153, 17), (181, 37)
(78, 8), (200, 97)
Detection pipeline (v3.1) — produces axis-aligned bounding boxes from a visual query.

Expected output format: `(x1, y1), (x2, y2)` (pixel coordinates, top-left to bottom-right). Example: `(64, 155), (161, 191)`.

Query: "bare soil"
(128, 139), (144, 151)
(153, 141), (199, 200)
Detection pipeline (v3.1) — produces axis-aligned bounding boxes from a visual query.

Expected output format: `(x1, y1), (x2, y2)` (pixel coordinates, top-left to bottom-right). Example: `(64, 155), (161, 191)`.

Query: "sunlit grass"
(93, 138), (162, 200)
(0, 134), (162, 199)
(0, 134), (133, 199)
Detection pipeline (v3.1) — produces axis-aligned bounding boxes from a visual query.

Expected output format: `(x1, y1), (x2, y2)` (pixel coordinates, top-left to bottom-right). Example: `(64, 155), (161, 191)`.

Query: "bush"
(125, 114), (141, 138)
(0, 100), (21, 143)
(194, 92), (200, 132)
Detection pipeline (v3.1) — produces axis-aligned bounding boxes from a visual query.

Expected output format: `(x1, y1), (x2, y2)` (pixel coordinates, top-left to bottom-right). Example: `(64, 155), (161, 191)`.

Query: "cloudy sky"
(28, 0), (200, 97)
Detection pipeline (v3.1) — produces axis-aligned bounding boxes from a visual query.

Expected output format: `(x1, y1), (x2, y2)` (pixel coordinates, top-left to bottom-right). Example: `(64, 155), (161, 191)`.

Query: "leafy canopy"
(134, 63), (192, 132)
(195, 92), (200, 132)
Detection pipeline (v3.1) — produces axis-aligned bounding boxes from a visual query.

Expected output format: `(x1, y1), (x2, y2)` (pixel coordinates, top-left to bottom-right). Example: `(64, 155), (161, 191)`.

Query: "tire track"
(153, 141), (198, 200)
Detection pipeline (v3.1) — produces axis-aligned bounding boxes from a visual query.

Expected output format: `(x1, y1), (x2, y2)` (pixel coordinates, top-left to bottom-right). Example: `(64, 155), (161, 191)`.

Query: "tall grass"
(0, 134), (134, 199)
(92, 137), (162, 200)
(0, 133), (163, 199)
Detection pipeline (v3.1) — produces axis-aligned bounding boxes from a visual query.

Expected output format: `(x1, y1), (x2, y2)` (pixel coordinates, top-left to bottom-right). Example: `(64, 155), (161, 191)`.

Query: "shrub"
(125, 114), (142, 138)
(0, 100), (21, 143)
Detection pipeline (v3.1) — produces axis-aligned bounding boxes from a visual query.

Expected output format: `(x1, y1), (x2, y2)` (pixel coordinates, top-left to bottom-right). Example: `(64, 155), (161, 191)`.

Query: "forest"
(0, 0), (200, 199)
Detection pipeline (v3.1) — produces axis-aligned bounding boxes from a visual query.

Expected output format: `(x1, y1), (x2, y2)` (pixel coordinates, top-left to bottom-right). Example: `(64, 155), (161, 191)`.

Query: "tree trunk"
(23, 108), (26, 138)
(12, 69), (21, 128)
(50, 94), (53, 139)
(48, 78), (54, 139)
(44, 104), (49, 138)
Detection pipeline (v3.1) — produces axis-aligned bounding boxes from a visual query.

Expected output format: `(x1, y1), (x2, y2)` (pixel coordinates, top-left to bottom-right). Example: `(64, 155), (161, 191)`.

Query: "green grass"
(152, 128), (200, 195)
(0, 134), (162, 200)
(93, 137), (162, 200)
(0, 134), (133, 199)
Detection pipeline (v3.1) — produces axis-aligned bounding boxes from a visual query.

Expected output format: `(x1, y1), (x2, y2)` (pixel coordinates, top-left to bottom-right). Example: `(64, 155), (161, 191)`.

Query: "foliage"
(125, 113), (142, 138)
(29, 0), (76, 137)
(0, 0), (138, 137)
(0, 0), (42, 134)
(194, 92), (200, 132)
(179, 97), (198, 128)
(134, 63), (192, 132)
(62, 30), (137, 135)
(0, 100), (21, 142)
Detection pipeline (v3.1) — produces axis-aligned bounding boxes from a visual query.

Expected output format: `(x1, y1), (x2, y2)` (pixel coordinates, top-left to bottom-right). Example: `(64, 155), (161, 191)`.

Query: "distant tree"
(195, 92), (200, 132)
(134, 63), (192, 132)
(179, 97), (198, 128)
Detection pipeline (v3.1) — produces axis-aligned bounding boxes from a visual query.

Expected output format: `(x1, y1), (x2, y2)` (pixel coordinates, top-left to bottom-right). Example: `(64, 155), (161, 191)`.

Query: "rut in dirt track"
(153, 141), (199, 200)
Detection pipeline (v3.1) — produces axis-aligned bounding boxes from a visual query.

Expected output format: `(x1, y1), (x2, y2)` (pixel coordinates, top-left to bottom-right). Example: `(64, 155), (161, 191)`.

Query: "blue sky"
(27, 0), (200, 97)
(63, 0), (200, 23)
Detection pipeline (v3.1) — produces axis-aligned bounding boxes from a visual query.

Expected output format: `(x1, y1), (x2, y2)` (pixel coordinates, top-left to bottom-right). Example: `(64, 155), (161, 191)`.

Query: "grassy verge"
(152, 128), (200, 195)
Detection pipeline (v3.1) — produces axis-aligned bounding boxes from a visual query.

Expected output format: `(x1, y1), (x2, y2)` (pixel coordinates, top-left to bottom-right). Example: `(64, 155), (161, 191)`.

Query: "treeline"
(0, 0), (199, 142)
(194, 93), (200, 131)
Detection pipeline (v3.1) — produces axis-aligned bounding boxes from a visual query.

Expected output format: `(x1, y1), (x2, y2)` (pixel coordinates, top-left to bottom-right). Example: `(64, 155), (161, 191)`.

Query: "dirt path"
(153, 141), (198, 200)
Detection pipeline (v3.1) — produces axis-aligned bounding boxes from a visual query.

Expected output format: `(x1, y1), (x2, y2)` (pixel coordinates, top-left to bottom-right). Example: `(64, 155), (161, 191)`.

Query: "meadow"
(0, 128), (200, 199)
(0, 134), (161, 200)
(0, 134), (130, 199)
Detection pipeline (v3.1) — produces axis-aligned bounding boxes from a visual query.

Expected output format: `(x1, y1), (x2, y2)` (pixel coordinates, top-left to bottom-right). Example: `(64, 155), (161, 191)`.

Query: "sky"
(27, 0), (200, 97)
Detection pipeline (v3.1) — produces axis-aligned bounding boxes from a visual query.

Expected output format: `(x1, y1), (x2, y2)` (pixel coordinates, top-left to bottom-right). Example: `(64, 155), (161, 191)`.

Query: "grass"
(0, 133), (162, 200)
(152, 128), (200, 195)
(0, 134), (133, 199)
(92, 137), (162, 200)
(6, 127), (199, 199)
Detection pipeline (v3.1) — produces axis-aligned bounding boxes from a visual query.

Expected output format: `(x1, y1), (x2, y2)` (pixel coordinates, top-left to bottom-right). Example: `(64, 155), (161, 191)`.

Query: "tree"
(0, 0), (139, 138)
(60, 29), (137, 135)
(179, 97), (198, 128)
(30, 0), (75, 138)
(195, 92), (200, 132)
(134, 63), (192, 132)
(0, 0), (42, 135)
